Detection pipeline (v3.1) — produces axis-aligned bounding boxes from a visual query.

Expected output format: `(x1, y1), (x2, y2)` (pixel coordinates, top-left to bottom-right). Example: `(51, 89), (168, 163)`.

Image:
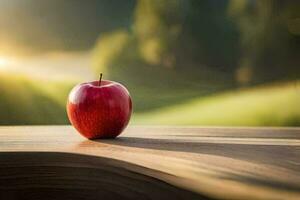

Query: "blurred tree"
(228, 0), (300, 84)
(133, 0), (183, 67)
(133, 0), (239, 71)
(175, 0), (239, 71)
(93, 30), (135, 74)
(94, 0), (238, 78)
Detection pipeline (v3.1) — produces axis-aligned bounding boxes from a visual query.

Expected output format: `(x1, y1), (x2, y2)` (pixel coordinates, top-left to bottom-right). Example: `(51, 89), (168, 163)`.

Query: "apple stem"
(98, 73), (103, 86)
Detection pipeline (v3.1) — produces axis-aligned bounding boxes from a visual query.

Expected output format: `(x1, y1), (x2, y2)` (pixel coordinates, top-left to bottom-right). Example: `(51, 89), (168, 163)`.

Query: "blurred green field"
(0, 72), (299, 126)
(0, 72), (73, 125)
(133, 81), (300, 126)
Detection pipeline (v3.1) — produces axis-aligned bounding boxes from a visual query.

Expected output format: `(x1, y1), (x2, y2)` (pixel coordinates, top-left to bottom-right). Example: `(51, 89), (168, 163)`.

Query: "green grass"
(0, 72), (74, 125)
(133, 81), (300, 126)
(0, 72), (299, 126)
(108, 63), (234, 112)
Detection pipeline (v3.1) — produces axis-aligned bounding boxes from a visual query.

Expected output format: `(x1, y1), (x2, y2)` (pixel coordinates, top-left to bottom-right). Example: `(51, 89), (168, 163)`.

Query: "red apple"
(67, 77), (132, 139)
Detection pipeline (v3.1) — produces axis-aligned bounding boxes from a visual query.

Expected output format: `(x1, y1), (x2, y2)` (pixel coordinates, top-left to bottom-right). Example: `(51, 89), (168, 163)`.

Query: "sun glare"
(0, 57), (12, 69)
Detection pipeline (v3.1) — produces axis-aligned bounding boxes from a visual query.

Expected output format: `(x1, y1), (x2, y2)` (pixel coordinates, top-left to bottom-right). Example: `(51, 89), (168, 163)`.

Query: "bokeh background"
(0, 0), (299, 126)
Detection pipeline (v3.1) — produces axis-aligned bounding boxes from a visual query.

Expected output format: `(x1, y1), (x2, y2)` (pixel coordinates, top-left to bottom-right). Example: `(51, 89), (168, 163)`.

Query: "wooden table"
(0, 126), (299, 200)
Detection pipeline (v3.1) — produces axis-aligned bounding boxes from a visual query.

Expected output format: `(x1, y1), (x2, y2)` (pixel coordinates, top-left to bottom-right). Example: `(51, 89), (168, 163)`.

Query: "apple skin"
(67, 80), (132, 139)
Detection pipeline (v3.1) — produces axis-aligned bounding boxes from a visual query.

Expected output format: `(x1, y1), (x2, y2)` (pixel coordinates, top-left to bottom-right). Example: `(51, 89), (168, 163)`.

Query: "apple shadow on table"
(0, 152), (210, 200)
(94, 136), (300, 192)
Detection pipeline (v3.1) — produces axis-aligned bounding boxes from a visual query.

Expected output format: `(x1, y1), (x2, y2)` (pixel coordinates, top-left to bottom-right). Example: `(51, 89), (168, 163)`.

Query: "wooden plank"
(0, 126), (299, 200)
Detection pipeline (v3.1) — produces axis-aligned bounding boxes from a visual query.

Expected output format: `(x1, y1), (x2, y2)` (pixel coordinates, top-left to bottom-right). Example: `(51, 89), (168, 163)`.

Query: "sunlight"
(0, 57), (11, 69)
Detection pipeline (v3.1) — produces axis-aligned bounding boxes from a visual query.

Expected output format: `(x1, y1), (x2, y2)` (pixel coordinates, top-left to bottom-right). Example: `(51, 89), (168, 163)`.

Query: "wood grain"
(0, 126), (299, 200)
